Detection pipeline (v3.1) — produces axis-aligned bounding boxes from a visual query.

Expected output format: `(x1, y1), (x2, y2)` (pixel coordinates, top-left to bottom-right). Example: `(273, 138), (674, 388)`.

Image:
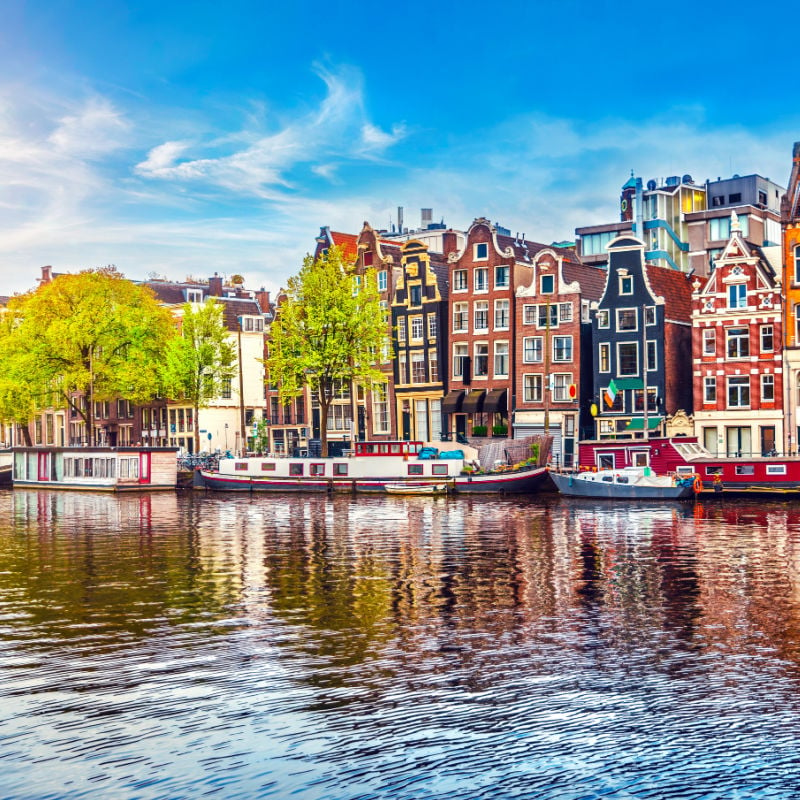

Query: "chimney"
(443, 231), (459, 259)
(40, 265), (53, 284)
(208, 272), (223, 296)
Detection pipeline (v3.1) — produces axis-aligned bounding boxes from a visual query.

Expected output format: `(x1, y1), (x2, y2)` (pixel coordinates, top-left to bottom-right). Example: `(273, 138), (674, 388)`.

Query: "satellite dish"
(647, 179), (657, 191)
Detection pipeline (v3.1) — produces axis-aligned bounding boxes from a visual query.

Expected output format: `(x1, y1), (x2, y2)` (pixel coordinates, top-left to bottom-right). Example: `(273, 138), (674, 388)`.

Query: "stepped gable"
(645, 264), (693, 321)
(563, 261), (606, 301)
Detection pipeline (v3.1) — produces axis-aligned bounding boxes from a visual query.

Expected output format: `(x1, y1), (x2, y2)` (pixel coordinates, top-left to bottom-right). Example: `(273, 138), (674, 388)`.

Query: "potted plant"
(471, 424), (488, 437)
(492, 424), (508, 436)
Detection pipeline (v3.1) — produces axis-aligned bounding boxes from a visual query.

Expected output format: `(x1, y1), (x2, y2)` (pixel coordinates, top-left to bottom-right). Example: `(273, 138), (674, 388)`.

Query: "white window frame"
(474, 267), (489, 292)
(552, 373), (573, 402)
(453, 343), (468, 378)
(523, 336), (543, 364)
(474, 300), (489, 332)
(703, 377), (716, 404)
(410, 315), (424, 341)
(494, 341), (509, 378)
(761, 373), (775, 402)
(727, 375), (750, 409)
(453, 269), (468, 291)
(703, 328), (716, 356)
(495, 264), (510, 288)
(453, 302), (468, 333)
(552, 335), (573, 363)
(599, 342), (610, 373)
(474, 242), (489, 261)
(597, 309), (610, 329)
(616, 307), (638, 332)
(377, 270), (388, 292)
(619, 275), (633, 295)
(523, 374), (543, 403)
(473, 342), (489, 378)
(494, 299), (510, 330)
(617, 341), (639, 376)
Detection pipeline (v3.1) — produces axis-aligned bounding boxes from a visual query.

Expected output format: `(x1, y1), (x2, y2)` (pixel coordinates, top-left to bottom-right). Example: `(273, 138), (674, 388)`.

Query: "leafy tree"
(0, 268), (176, 445)
(266, 246), (388, 457)
(161, 298), (237, 453)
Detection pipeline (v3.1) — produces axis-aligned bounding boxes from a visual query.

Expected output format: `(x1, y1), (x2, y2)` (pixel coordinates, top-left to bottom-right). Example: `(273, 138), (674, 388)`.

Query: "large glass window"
(726, 328), (750, 358)
(618, 342), (638, 375)
(710, 215), (749, 240)
(453, 343), (468, 378)
(494, 342), (509, 377)
(474, 301), (489, 331)
(728, 283), (746, 309)
(703, 328), (716, 356)
(474, 343), (489, 377)
(553, 336), (573, 362)
(727, 376), (750, 408)
(453, 302), (468, 332)
(617, 308), (637, 330)
(494, 299), (509, 329)
(523, 337), (543, 363)
(523, 374), (542, 402)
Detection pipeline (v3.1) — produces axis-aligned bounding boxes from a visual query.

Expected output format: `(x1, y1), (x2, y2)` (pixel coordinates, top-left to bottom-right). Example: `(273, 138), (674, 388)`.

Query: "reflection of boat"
(550, 467), (697, 500)
(197, 440), (548, 494)
(384, 482), (449, 496)
(12, 447), (179, 491)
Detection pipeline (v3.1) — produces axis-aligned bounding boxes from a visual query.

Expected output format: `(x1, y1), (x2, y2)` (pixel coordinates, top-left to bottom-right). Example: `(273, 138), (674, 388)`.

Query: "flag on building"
(604, 379), (618, 408)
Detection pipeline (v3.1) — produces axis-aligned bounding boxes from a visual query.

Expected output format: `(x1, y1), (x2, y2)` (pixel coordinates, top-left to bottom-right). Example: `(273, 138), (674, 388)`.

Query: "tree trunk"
(194, 400), (200, 454)
(20, 425), (32, 446)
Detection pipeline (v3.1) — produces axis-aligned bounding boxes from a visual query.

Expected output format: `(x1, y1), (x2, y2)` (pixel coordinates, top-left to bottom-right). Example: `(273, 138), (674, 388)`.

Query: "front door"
(761, 426), (776, 456)
(37, 452), (50, 482)
(139, 452), (151, 484)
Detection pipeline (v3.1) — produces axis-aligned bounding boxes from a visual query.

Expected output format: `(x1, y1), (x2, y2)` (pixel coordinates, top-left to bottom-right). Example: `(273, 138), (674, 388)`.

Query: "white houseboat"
(12, 447), (179, 491)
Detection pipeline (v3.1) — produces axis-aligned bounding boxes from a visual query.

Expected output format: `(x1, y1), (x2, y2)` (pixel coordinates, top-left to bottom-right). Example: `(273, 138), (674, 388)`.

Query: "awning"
(614, 378), (644, 390)
(441, 390), (465, 414)
(462, 389), (486, 414)
(625, 416), (664, 430)
(483, 388), (508, 414)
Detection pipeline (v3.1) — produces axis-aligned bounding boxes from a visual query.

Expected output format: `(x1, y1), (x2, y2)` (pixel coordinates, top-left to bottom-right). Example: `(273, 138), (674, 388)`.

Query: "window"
(711, 195), (724, 207)
(221, 377), (232, 399)
(363, 251), (374, 267)
(397, 317), (407, 342)
(710, 215), (749, 240)
(411, 352), (426, 383)
(453, 269), (468, 290)
(599, 343), (610, 372)
(187, 289), (203, 303)
(474, 343), (489, 377)
(523, 374), (543, 402)
(559, 303), (573, 322)
(352, 274), (362, 296)
(644, 306), (656, 326)
(634, 389), (658, 412)
(580, 230), (616, 256)
(453, 343), (468, 378)
(795, 246), (800, 283)
(728, 283), (746, 309)
(410, 316), (423, 340)
(620, 275), (633, 295)
(540, 274), (555, 294)
(453, 302), (468, 332)
(552, 374), (572, 402)
(727, 376), (750, 408)
(726, 327), (750, 358)
(310, 463), (326, 476)
(427, 313), (438, 339)
(617, 308), (637, 330)
(523, 305), (537, 325)
(618, 342), (638, 375)
(761, 325), (774, 352)
(494, 299), (509, 329)
(729, 193), (742, 204)
(429, 350), (438, 382)
(474, 242), (488, 260)
(761, 374), (775, 402)
(474, 267), (488, 291)
(537, 304), (558, 328)
(553, 336), (573, 362)
(398, 354), (408, 384)
(377, 270), (387, 291)
(523, 337), (543, 363)
(410, 285), (422, 306)
(494, 342), (509, 377)
(703, 328), (716, 356)
(474, 301), (489, 331)
(646, 340), (657, 371)
(495, 265), (509, 288)
(597, 309), (610, 328)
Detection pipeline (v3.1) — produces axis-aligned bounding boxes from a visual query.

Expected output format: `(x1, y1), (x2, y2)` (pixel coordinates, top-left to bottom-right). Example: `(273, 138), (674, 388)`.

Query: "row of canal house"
(305, 209), (792, 465)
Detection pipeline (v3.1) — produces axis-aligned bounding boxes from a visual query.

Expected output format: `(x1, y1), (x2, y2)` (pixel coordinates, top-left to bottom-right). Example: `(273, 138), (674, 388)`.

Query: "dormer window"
(540, 274), (555, 294)
(474, 242), (489, 260)
(187, 289), (203, 304)
(620, 275), (633, 295)
(363, 251), (374, 267)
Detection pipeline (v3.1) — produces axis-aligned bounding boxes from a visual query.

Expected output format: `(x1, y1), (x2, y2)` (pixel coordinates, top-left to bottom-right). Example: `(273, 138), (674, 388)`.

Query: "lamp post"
(224, 423), (228, 450)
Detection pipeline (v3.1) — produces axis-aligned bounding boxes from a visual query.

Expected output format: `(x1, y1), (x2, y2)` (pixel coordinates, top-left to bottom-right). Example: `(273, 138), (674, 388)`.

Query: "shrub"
(471, 425), (488, 436)
(492, 424), (508, 436)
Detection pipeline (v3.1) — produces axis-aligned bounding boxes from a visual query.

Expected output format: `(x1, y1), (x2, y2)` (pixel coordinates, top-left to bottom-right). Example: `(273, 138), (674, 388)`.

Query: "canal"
(2, 489), (800, 798)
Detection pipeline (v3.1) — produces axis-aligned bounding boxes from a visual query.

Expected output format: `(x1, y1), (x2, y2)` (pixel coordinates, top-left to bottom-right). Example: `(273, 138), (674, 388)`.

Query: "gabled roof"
(562, 261), (606, 302)
(645, 265), (693, 321)
(328, 231), (359, 262)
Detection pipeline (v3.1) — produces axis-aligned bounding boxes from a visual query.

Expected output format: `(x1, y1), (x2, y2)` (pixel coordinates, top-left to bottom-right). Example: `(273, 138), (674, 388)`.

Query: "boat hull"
(197, 465), (547, 494)
(550, 471), (695, 500)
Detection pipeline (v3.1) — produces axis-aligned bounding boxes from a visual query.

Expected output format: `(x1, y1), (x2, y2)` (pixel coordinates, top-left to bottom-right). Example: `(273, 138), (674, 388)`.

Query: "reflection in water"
(2, 490), (800, 798)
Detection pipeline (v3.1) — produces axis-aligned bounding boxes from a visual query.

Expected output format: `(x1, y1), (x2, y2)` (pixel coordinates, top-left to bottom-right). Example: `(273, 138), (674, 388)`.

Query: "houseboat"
(196, 440), (548, 494)
(549, 466), (698, 500)
(12, 446), (179, 491)
(577, 437), (800, 494)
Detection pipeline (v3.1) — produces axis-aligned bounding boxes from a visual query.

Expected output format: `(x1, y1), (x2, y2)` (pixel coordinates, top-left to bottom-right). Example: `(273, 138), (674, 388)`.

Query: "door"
(37, 452), (50, 482)
(760, 426), (776, 456)
(139, 452), (151, 484)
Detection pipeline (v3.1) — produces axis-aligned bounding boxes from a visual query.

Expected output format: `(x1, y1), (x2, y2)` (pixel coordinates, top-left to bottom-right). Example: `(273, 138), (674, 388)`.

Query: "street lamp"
(224, 423), (229, 450)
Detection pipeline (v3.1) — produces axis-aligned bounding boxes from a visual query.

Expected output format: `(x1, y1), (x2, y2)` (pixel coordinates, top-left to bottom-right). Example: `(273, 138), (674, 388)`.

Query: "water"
(2, 489), (800, 799)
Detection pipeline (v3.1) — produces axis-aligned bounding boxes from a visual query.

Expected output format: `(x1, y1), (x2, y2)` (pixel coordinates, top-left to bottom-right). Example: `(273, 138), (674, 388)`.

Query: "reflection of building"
(590, 236), (693, 441)
(691, 212), (783, 457)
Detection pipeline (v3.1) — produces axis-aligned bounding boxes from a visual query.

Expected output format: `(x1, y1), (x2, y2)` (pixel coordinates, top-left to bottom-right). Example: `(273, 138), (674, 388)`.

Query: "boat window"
(735, 465), (754, 476)
(260, 462), (276, 471)
(334, 463), (349, 476)
(432, 464), (448, 475)
(390, 443), (402, 454)
(617, 476), (629, 483)
(310, 463), (325, 476)
(601, 476), (613, 482)
(235, 463), (248, 471)
(705, 466), (723, 475)
(767, 464), (786, 475)
(289, 463), (304, 476)
(408, 464), (424, 475)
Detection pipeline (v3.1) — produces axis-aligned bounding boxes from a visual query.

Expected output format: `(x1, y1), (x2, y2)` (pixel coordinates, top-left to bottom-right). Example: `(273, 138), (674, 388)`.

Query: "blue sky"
(1, 0), (798, 297)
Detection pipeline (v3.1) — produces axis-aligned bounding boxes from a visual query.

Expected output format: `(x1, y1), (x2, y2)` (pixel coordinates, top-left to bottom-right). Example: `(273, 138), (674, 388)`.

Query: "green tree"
(162, 298), (236, 453)
(266, 246), (388, 457)
(0, 268), (175, 446)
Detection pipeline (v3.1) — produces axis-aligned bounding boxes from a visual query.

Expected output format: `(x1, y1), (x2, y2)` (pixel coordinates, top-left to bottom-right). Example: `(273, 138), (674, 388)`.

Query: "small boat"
(384, 481), (449, 496)
(549, 466), (698, 500)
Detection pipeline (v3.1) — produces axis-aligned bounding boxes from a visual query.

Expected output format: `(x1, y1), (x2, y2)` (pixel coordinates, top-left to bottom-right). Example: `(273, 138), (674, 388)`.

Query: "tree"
(266, 246), (388, 457)
(0, 268), (176, 445)
(161, 298), (237, 453)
